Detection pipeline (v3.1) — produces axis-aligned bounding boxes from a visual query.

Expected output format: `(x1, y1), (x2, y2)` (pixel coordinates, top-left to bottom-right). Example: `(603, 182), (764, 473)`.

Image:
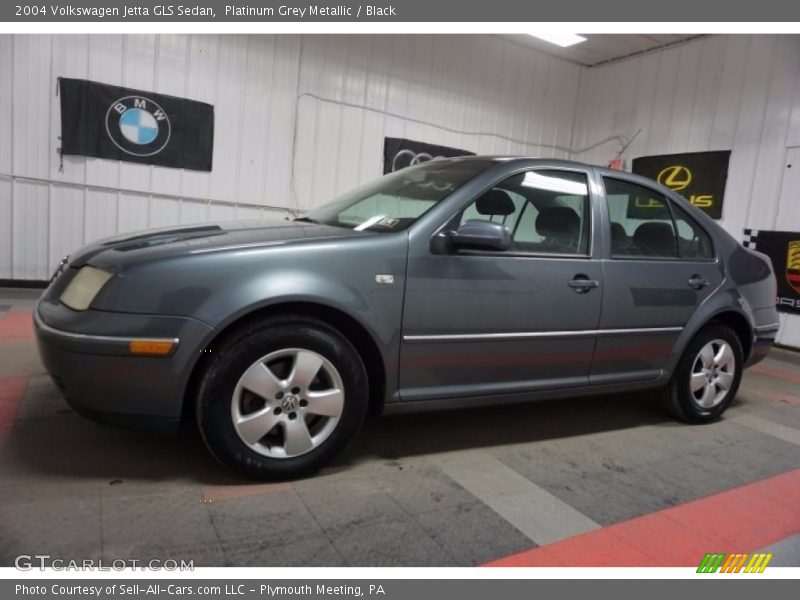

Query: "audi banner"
(59, 77), (215, 171)
(743, 229), (800, 315)
(383, 137), (474, 174)
(632, 150), (730, 219)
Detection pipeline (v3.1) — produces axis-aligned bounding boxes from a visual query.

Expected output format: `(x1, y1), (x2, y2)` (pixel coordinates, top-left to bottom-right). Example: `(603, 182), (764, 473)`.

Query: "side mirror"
(447, 219), (512, 252)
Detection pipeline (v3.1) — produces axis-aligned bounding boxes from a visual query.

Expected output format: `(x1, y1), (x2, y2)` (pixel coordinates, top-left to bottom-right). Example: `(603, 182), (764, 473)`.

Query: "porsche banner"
(59, 77), (214, 171)
(383, 138), (474, 174)
(743, 229), (800, 315)
(632, 150), (730, 219)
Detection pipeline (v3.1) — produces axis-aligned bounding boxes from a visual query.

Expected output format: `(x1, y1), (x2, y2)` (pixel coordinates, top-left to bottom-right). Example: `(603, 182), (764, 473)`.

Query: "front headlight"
(60, 266), (114, 311)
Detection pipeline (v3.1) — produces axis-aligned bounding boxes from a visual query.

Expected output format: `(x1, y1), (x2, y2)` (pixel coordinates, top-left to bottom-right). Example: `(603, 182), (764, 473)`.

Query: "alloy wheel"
(689, 339), (736, 409)
(230, 348), (345, 458)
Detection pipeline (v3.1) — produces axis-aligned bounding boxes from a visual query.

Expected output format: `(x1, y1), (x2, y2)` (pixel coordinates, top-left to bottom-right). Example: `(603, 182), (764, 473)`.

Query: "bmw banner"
(383, 137), (474, 174)
(632, 150), (730, 219)
(58, 77), (214, 171)
(743, 229), (800, 315)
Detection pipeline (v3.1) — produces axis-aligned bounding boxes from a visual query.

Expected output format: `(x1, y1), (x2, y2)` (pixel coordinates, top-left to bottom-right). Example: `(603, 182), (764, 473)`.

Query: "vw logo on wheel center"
(105, 96), (171, 156)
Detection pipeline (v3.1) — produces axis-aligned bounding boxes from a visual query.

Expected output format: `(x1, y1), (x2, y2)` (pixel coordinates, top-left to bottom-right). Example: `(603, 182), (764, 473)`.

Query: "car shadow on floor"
(1, 385), (680, 485)
(341, 389), (677, 464)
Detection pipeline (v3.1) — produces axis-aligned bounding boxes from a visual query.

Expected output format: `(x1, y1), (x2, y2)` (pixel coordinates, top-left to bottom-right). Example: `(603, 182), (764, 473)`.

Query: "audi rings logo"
(390, 149), (449, 173)
(390, 150), (454, 192)
(106, 96), (171, 157)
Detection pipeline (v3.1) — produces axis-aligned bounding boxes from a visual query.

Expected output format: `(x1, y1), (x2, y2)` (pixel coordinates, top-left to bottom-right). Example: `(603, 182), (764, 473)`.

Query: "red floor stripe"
(0, 311), (34, 342)
(746, 386), (800, 406)
(0, 375), (29, 444)
(750, 364), (800, 386)
(484, 468), (800, 567)
(201, 481), (293, 503)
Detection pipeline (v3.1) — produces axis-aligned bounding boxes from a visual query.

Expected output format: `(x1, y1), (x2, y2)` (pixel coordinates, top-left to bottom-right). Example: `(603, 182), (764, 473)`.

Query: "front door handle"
(568, 276), (600, 294)
(687, 275), (710, 290)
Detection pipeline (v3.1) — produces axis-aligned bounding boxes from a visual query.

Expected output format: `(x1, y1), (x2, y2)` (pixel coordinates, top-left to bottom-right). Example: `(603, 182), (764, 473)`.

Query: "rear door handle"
(687, 275), (710, 290)
(568, 276), (600, 294)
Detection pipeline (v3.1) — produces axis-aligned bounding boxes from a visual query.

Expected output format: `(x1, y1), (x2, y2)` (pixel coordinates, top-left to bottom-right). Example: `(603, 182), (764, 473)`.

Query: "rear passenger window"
(603, 178), (713, 260)
(670, 203), (714, 259)
(460, 170), (591, 255)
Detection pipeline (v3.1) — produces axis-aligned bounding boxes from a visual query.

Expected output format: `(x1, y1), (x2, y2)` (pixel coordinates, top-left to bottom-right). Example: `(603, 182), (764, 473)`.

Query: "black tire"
(661, 324), (743, 423)
(196, 316), (369, 480)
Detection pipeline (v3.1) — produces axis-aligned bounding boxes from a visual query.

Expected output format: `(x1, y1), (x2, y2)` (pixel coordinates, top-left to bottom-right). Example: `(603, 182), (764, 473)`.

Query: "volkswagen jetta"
(35, 157), (780, 479)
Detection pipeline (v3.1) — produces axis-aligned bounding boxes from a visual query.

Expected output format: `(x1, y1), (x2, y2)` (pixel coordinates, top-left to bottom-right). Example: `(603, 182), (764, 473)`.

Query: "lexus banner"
(632, 150), (730, 219)
(59, 77), (214, 171)
(383, 137), (474, 174)
(743, 229), (800, 315)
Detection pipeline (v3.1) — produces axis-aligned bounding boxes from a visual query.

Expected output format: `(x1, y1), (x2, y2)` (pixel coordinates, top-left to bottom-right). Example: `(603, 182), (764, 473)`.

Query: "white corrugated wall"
(2, 33), (799, 347)
(0, 34), (582, 281)
(571, 34), (800, 348)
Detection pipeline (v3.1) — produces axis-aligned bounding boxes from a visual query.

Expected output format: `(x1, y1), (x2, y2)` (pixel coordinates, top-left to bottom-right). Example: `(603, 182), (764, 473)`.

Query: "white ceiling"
(500, 34), (704, 67)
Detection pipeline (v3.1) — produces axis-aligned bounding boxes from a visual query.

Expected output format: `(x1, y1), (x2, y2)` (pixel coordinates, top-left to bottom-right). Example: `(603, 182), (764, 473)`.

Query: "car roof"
(449, 155), (657, 184)
(441, 155), (600, 170)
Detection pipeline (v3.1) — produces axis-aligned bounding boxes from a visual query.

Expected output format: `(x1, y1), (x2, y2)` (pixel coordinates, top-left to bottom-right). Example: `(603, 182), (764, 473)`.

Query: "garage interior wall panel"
(0, 33), (581, 281)
(572, 34), (800, 348)
(293, 35), (581, 207)
(2, 32), (799, 349)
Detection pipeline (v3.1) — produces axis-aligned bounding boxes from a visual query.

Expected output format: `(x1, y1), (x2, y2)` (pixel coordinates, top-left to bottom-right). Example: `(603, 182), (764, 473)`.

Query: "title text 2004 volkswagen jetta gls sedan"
(35, 157), (780, 479)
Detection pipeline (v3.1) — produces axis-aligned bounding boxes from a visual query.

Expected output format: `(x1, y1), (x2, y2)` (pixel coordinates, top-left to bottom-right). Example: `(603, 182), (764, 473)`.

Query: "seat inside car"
(475, 189), (516, 220)
(633, 221), (677, 256)
(535, 206), (580, 253)
(610, 221), (631, 254)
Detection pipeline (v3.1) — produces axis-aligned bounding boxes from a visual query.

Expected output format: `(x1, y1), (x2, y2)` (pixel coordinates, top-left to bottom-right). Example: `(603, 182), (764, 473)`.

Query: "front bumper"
(34, 301), (214, 432)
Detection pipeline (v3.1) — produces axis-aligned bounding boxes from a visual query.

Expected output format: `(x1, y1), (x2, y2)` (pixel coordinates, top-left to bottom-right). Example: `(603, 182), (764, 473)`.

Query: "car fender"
(662, 284), (755, 376)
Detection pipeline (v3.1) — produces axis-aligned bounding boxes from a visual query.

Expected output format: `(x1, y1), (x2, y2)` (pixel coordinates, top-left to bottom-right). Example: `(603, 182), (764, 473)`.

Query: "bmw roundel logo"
(105, 96), (171, 157)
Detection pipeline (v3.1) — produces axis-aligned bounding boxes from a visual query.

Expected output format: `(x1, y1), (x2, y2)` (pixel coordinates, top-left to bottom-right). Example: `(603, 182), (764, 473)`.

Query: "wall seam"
(567, 61), (586, 162)
(9, 36), (15, 278)
(744, 37), (779, 229)
(46, 35), (54, 279)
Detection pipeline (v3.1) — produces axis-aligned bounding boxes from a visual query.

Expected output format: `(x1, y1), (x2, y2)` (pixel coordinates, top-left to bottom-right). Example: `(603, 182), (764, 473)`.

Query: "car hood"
(68, 219), (369, 269)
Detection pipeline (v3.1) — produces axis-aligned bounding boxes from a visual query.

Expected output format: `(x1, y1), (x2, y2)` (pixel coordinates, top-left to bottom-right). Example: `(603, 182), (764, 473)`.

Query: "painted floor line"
(483, 467), (800, 567)
(0, 375), (29, 444)
(750, 364), (800, 386)
(759, 533), (800, 567)
(733, 413), (800, 447)
(0, 310), (34, 343)
(430, 450), (600, 545)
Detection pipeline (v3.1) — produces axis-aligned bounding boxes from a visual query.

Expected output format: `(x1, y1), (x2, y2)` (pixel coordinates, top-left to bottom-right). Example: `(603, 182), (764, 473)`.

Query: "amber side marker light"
(129, 340), (176, 356)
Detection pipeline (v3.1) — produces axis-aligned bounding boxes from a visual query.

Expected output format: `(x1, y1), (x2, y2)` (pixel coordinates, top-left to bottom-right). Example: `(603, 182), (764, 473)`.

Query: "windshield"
(304, 159), (494, 232)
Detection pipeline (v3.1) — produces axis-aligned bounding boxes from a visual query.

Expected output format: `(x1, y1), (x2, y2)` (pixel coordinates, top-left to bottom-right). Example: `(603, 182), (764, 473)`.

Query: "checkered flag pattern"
(743, 229), (760, 249)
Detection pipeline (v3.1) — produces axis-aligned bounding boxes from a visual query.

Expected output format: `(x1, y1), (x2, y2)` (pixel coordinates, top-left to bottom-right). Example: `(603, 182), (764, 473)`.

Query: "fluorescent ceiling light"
(527, 33), (587, 48)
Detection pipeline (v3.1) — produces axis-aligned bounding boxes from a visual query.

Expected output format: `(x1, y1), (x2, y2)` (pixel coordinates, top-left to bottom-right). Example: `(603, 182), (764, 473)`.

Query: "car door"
(399, 167), (604, 403)
(591, 175), (723, 384)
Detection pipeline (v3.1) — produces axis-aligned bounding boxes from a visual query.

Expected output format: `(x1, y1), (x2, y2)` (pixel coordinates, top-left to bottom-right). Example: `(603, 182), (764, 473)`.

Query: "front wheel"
(196, 317), (369, 480)
(661, 324), (743, 423)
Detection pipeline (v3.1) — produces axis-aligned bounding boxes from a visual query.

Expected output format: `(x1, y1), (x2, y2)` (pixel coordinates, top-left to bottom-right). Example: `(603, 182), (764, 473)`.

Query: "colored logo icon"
(657, 165), (693, 191)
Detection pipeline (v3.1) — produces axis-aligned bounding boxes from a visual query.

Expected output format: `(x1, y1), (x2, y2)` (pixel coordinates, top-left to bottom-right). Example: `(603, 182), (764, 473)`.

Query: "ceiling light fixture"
(527, 33), (587, 48)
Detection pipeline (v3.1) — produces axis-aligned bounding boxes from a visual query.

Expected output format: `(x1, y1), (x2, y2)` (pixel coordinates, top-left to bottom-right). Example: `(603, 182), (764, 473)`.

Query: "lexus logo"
(657, 165), (692, 191)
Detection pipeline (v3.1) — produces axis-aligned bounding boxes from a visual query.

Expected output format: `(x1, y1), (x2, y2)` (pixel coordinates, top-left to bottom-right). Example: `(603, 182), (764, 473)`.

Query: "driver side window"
(459, 169), (591, 255)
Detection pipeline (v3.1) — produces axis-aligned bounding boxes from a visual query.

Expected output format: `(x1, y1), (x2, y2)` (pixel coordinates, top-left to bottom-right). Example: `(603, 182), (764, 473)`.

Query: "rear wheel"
(196, 317), (369, 480)
(661, 324), (743, 423)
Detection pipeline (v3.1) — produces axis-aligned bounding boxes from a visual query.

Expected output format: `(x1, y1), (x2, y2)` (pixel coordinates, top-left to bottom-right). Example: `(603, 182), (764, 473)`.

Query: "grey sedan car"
(35, 157), (780, 479)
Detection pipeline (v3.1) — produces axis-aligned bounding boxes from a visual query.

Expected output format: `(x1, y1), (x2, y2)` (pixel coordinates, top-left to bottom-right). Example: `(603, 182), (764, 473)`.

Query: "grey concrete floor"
(1, 288), (799, 567)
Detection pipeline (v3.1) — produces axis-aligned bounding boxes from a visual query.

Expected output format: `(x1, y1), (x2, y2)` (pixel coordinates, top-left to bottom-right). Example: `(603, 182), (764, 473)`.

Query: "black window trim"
(442, 166), (595, 260)
(601, 176), (717, 263)
(667, 199), (717, 261)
